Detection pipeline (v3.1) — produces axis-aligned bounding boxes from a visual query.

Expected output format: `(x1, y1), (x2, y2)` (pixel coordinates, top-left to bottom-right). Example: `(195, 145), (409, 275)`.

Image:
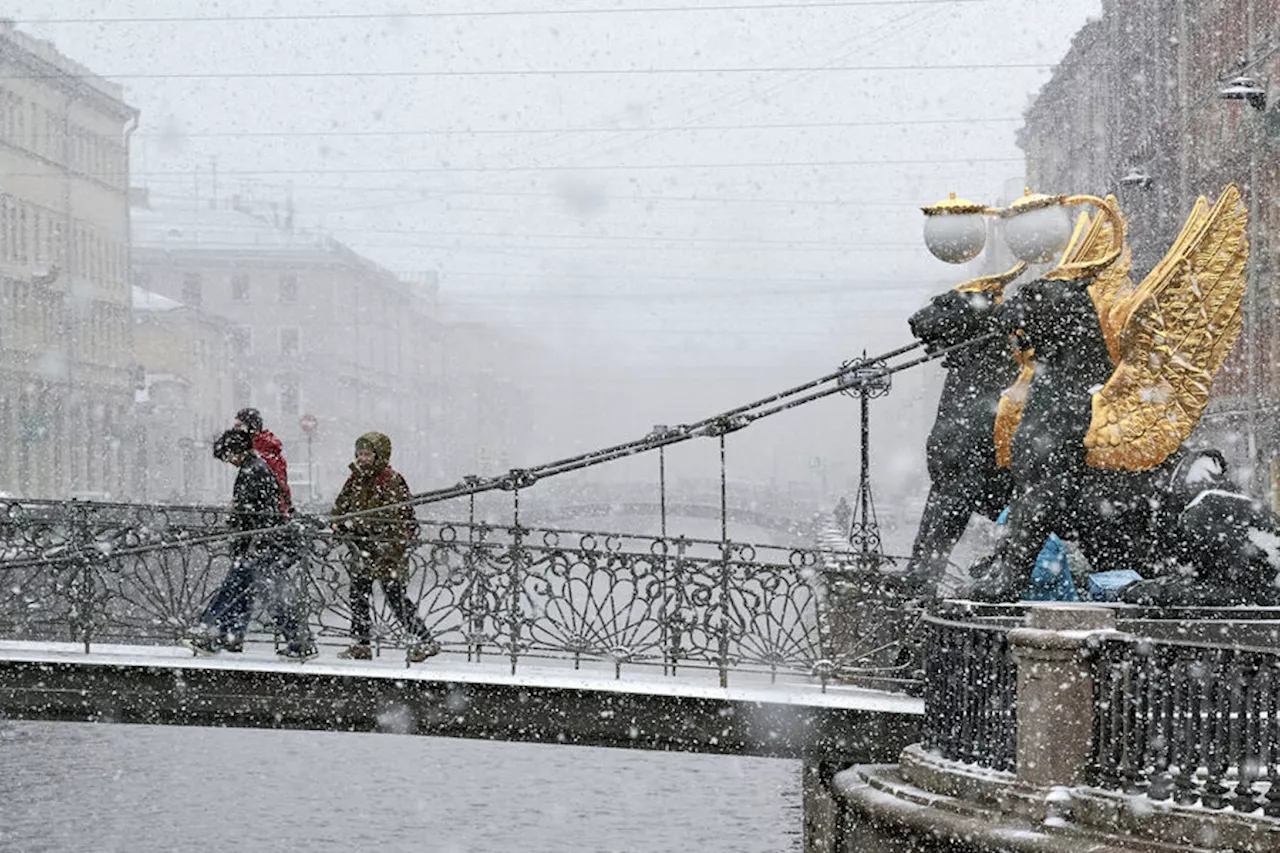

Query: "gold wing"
(954, 261), (1027, 297)
(950, 262), (1028, 468)
(1084, 184), (1249, 470)
(1091, 243), (1133, 365)
(994, 346), (1034, 468)
(1044, 194), (1126, 283)
(1056, 210), (1095, 269)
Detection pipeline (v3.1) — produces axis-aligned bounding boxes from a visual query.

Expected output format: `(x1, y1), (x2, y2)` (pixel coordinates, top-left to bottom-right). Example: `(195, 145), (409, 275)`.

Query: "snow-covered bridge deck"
(0, 640), (922, 763)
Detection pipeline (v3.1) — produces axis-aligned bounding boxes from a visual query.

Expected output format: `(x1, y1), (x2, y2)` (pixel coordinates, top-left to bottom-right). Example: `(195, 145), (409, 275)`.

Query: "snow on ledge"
(0, 640), (923, 716)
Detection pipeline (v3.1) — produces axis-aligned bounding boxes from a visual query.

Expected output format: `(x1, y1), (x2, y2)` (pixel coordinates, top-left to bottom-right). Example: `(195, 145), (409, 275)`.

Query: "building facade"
(1019, 0), (1280, 492)
(0, 21), (138, 498)
(130, 285), (236, 504)
(130, 193), (441, 506)
(435, 318), (531, 482)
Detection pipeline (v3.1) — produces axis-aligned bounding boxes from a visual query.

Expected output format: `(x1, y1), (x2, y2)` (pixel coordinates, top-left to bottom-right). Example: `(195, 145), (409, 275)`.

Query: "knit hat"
(235, 407), (263, 434)
(213, 428), (254, 460)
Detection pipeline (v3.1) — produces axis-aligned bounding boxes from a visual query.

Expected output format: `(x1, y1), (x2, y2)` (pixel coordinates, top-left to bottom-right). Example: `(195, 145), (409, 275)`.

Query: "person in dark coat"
(234, 407), (293, 516)
(331, 431), (439, 662)
(182, 429), (316, 659)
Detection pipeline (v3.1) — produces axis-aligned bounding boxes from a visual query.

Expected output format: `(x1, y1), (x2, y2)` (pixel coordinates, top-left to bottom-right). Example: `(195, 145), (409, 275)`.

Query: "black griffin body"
(902, 288), (1018, 596)
(1120, 451), (1280, 607)
(965, 275), (1280, 605)
(967, 276), (1178, 600)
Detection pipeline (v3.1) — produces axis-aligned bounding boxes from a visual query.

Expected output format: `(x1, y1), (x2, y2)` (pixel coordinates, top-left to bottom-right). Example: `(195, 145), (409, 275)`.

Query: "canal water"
(0, 721), (802, 852)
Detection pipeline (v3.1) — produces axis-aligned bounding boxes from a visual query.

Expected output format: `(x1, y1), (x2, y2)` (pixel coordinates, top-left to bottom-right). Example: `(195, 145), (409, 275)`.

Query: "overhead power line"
(434, 270), (936, 285)
(435, 286), (932, 301)
(140, 186), (981, 224)
(128, 116), (1023, 139)
(292, 226), (915, 247)
(137, 236), (926, 254)
(140, 185), (1007, 209)
(356, 241), (926, 254)
(532, 3), (943, 175)
(1, 62), (1055, 82)
(108, 155), (1028, 179)
(142, 186), (932, 209)
(14, 1), (989, 25)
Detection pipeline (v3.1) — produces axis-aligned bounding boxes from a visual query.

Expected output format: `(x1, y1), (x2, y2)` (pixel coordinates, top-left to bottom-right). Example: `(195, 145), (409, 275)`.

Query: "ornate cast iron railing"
(920, 610), (1017, 772)
(1090, 634), (1280, 815)
(919, 602), (1280, 811)
(0, 499), (921, 691)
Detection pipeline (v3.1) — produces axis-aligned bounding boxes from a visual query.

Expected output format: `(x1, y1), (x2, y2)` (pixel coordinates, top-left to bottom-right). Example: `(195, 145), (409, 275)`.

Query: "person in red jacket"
(234, 408), (293, 516)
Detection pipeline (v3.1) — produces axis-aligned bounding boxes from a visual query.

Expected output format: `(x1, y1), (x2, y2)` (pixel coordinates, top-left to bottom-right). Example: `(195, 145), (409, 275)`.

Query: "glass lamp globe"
(921, 193), (988, 264)
(1001, 190), (1072, 263)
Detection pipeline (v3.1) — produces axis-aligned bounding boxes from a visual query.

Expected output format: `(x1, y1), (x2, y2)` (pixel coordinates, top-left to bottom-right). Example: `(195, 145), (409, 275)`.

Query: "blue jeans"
(199, 548), (310, 646)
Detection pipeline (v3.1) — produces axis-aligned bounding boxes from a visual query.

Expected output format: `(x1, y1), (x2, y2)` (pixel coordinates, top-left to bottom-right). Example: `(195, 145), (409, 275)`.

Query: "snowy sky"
(7, 0), (1104, 489)
(10, 0), (1101, 368)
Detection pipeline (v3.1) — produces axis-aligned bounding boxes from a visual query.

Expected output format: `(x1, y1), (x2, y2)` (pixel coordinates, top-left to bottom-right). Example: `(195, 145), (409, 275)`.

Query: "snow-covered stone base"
(827, 744), (1280, 853)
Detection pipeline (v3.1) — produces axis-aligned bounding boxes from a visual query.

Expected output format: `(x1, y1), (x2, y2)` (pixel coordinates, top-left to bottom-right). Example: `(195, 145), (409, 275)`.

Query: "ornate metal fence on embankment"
(920, 609), (1017, 772)
(0, 498), (921, 690)
(920, 603), (1280, 816)
(1091, 630), (1280, 814)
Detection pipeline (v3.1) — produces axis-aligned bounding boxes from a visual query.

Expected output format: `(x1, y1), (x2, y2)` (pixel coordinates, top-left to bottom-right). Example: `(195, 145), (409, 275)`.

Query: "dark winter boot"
(338, 644), (372, 660)
(406, 640), (442, 663)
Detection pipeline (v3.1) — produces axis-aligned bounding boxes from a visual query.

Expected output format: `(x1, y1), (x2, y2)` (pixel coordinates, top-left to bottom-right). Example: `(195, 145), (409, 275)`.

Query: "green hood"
(354, 431), (392, 471)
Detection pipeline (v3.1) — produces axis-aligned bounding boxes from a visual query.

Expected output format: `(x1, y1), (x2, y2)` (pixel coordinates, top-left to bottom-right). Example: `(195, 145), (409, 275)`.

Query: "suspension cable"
(2, 335), (990, 568)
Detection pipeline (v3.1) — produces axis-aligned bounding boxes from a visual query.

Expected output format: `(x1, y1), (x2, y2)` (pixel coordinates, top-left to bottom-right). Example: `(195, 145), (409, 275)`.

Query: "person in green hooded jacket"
(331, 431), (440, 662)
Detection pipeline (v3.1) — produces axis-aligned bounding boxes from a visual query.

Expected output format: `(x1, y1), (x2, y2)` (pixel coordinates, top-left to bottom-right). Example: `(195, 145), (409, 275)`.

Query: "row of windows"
(0, 192), (128, 289)
(179, 271), (301, 306)
(233, 373), (301, 417)
(228, 326), (301, 358)
(279, 376), (300, 415)
(0, 280), (57, 352)
(0, 286), (127, 362)
(84, 302), (130, 363)
(0, 86), (127, 188)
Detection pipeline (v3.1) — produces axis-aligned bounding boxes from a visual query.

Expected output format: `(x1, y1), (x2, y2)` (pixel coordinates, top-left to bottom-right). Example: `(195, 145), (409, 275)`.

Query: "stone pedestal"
(1007, 604), (1115, 788)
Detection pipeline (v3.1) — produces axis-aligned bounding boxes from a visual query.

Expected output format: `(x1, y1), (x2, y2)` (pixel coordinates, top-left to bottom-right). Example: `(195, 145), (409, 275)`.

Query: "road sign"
(299, 413), (319, 435)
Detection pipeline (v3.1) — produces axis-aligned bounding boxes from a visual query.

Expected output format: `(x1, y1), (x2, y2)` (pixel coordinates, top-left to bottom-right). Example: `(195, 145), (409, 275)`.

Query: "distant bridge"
(518, 479), (823, 536)
(529, 502), (814, 537)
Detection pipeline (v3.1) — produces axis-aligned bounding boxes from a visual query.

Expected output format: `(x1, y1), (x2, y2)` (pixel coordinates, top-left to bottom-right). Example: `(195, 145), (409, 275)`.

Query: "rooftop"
(0, 20), (131, 108)
(131, 191), (431, 305)
(131, 193), (333, 254)
(131, 285), (183, 313)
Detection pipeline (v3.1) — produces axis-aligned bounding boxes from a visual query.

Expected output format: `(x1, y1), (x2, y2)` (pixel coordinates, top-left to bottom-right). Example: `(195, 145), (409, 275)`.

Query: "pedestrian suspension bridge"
(0, 343), (947, 763)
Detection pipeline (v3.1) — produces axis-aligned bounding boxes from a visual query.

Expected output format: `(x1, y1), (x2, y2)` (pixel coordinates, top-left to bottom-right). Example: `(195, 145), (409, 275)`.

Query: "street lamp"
(838, 352), (892, 567)
(921, 193), (989, 264)
(999, 189), (1075, 263)
(922, 189), (1124, 276)
(1119, 166), (1154, 190)
(1219, 75), (1267, 111)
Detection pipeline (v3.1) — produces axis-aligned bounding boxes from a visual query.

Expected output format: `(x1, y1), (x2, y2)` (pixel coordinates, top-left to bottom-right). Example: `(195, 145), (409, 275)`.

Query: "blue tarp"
(994, 508), (1080, 602)
(1086, 569), (1145, 601)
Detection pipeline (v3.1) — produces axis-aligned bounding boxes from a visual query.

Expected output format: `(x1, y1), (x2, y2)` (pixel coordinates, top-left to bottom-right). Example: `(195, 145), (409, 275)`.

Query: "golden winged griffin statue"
(994, 185), (1249, 473)
(905, 183), (1273, 606)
